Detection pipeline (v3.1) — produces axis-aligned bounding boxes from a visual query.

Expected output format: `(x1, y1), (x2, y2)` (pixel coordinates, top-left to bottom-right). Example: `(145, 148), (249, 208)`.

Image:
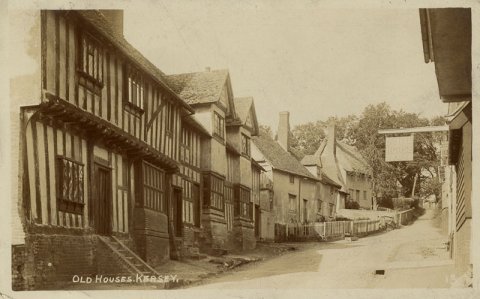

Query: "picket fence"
(282, 219), (382, 241)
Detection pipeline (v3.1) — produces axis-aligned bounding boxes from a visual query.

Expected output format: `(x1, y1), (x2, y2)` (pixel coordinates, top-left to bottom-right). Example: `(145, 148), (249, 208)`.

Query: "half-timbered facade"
(10, 10), (215, 289)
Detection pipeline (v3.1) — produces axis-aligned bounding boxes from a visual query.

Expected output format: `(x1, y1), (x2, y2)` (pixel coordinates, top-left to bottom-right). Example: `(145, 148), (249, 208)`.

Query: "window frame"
(288, 193), (297, 212)
(289, 174), (295, 184)
(125, 66), (145, 113)
(78, 31), (104, 90)
(141, 161), (166, 212)
(213, 111), (225, 140)
(241, 133), (251, 157)
(56, 156), (85, 215)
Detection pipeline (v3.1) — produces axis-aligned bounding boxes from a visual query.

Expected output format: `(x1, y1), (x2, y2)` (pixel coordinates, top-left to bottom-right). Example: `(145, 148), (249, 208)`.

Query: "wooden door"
(94, 163), (112, 235)
(173, 188), (183, 237)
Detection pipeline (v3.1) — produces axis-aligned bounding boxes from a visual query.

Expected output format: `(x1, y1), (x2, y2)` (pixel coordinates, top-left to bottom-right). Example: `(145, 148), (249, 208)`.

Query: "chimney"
(205, 67), (211, 72)
(99, 10), (124, 36)
(327, 122), (337, 156)
(277, 111), (290, 151)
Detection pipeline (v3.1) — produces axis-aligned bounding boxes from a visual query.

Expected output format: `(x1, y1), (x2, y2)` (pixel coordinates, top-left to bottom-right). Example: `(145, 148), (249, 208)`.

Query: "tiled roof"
(320, 172), (342, 188)
(234, 97), (252, 123)
(233, 97), (259, 135)
(336, 141), (371, 174)
(75, 10), (193, 113)
(164, 70), (229, 105)
(252, 133), (317, 180)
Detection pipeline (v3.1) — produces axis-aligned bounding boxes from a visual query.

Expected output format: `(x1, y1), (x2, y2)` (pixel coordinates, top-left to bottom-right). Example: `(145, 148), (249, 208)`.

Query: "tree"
(259, 124), (273, 138)
(290, 121), (326, 155)
(345, 103), (444, 206)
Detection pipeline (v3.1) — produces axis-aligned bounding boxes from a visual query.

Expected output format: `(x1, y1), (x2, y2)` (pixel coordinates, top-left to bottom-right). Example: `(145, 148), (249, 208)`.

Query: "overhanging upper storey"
(419, 8), (472, 103)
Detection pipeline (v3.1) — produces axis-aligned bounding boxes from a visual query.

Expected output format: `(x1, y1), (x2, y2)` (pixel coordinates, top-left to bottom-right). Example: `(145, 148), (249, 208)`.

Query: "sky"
(124, 2), (447, 130)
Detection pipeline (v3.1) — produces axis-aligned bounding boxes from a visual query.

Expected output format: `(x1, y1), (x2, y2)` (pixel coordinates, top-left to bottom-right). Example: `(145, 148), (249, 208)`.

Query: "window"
(349, 189), (354, 200)
(289, 174), (295, 184)
(182, 180), (200, 226)
(241, 133), (250, 157)
(236, 185), (252, 220)
(166, 101), (175, 133)
(317, 199), (323, 214)
(289, 194), (297, 211)
(142, 161), (165, 212)
(363, 191), (367, 202)
(225, 182), (234, 230)
(57, 157), (85, 214)
(329, 203), (335, 217)
(356, 190), (360, 202)
(204, 174), (224, 210)
(213, 112), (225, 139)
(126, 68), (145, 110)
(79, 32), (103, 85)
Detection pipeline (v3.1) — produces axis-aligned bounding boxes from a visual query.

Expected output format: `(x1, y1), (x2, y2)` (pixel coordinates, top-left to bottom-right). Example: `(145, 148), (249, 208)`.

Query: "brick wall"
(133, 208), (170, 266)
(199, 210), (228, 255)
(233, 219), (255, 251)
(16, 232), (97, 290)
(12, 245), (26, 291)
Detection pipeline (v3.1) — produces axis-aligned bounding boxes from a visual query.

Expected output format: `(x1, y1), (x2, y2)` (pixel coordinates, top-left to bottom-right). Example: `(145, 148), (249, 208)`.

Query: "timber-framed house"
(11, 10), (211, 289)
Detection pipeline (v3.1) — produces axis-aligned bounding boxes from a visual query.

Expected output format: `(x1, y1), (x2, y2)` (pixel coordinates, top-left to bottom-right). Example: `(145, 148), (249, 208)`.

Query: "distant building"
(252, 112), (335, 241)
(302, 124), (374, 210)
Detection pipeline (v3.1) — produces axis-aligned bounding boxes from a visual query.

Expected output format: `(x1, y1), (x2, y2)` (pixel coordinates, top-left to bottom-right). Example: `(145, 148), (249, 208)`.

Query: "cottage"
(252, 112), (320, 241)
(302, 124), (373, 211)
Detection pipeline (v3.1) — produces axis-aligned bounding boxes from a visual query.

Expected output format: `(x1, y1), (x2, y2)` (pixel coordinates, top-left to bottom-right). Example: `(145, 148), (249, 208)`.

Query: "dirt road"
(191, 209), (454, 289)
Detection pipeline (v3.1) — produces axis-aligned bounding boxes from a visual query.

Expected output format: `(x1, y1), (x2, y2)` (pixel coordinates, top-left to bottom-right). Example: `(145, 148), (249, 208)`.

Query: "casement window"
(235, 185), (252, 220)
(182, 180), (200, 225)
(142, 161), (165, 212)
(289, 174), (295, 184)
(79, 32), (103, 85)
(213, 112), (225, 139)
(56, 157), (85, 214)
(317, 199), (323, 214)
(241, 133), (250, 157)
(165, 101), (176, 134)
(126, 68), (145, 111)
(224, 182), (234, 230)
(204, 174), (224, 211)
(288, 194), (297, 211)
(329, 203), (335, 217)
(180, 127), (191, 164)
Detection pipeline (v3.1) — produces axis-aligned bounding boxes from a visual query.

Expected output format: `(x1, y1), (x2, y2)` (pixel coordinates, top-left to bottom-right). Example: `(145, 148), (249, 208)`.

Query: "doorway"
(173, 188), (183, 237)
(93, 163), (112, 235)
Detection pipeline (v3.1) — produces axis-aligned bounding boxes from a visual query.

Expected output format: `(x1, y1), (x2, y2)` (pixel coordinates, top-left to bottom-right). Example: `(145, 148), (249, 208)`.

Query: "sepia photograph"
(1, 0), (478, 298)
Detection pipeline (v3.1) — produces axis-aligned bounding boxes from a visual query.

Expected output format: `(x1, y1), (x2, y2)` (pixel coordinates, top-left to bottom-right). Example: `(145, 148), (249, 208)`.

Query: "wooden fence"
(277, 219), (383, 242)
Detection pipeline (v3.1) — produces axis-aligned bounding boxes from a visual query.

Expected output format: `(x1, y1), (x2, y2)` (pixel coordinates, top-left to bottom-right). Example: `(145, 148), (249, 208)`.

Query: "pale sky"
(124, 2), (447, 130)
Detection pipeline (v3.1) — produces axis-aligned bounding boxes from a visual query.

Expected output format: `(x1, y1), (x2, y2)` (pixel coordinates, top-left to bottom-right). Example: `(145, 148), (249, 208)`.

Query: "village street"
(191, 209), (453, 289)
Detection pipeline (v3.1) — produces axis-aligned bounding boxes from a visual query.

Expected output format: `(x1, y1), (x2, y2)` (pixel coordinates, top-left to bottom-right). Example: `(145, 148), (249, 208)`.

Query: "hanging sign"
(385, 135), (414, 162)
